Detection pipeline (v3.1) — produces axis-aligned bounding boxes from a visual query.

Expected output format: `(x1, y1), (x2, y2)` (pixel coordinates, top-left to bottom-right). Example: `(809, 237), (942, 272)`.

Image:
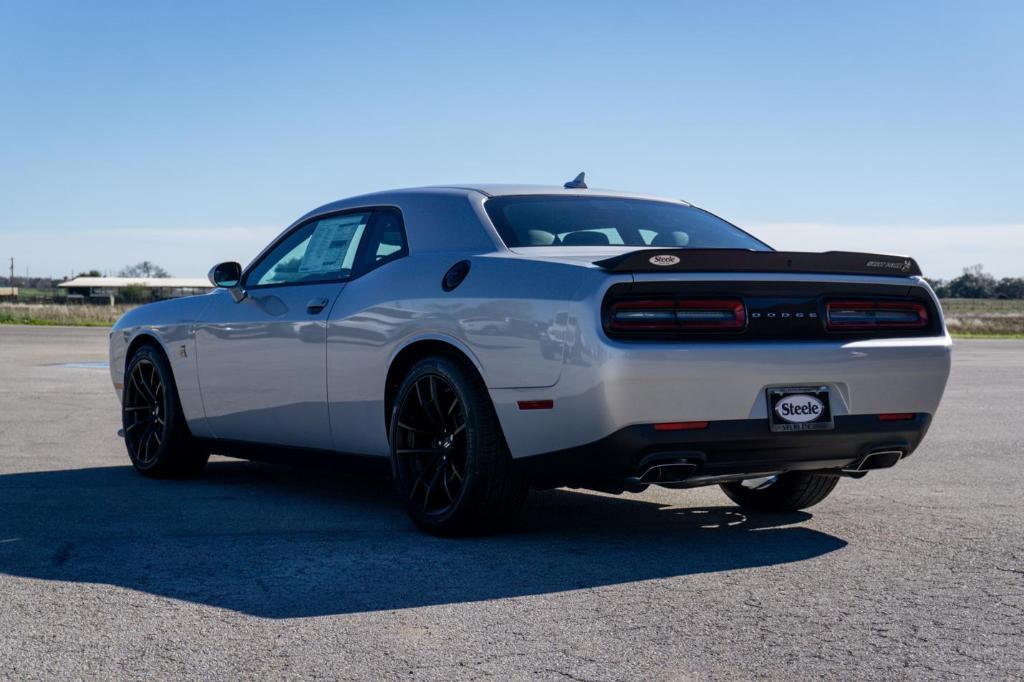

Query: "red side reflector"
(517, 400), (553, 410)
(653, 421), (709, 431)
(879, 413), (915, 421)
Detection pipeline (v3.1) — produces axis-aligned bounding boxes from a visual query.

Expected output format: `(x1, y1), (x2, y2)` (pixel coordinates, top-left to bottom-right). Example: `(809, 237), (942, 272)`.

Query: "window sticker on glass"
(299, 215), (368, 274)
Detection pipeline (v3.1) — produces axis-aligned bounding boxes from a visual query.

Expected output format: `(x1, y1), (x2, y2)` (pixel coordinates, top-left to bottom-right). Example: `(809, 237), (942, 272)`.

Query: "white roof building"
(58, 277), (212, 290)
(58, 277), (213, 301)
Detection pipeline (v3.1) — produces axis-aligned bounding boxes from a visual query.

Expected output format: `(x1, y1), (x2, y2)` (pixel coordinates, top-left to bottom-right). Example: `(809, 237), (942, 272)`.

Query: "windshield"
(484, 196), (770, 250)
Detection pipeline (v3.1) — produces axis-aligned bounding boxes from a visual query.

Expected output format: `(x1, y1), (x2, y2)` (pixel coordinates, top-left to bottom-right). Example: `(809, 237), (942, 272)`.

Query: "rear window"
(484, 196), (770, 250)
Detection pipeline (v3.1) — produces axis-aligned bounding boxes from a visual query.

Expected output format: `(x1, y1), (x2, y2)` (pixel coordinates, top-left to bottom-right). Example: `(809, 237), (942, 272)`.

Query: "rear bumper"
(518, 413), (931, 491)
(491, 335), (952, 458)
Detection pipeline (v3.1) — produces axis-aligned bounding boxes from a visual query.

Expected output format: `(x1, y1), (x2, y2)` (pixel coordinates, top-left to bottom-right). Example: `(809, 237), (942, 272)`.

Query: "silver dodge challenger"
(110, 175), (952, 535)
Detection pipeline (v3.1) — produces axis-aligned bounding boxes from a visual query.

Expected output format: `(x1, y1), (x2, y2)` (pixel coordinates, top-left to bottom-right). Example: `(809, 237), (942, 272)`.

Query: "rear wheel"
(389, 355), (529, 536)
(122, 344), (209, 478)
(719, 472), (839, 512)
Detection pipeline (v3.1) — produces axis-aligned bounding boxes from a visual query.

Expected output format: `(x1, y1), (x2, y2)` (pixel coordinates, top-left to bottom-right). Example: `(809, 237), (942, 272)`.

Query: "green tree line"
(926, 265), (1024, 299)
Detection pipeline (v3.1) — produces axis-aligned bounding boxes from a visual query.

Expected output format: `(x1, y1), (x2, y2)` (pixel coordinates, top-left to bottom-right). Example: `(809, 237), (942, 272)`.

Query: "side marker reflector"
(653, 421), (709, 431)
(879, 413), (915, 421)
(517, 400), (554, 410)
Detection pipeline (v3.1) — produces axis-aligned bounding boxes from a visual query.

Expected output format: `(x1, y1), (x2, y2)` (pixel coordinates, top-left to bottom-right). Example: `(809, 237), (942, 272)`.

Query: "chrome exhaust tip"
(843, 449), (905, 474)
(631, 461), (698, 486)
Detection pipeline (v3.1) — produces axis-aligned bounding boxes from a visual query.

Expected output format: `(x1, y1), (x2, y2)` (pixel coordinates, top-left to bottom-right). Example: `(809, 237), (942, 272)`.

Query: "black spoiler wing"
(593, 249), (922, 277)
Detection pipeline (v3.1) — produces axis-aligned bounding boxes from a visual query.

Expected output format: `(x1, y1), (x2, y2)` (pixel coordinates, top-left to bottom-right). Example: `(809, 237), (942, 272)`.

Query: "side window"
(247, 212), (371, 287)
(353, 209), (409, 275)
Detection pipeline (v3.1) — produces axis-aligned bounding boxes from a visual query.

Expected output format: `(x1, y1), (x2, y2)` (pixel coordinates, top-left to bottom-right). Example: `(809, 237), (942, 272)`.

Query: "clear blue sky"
(2, 1), (1022, 279)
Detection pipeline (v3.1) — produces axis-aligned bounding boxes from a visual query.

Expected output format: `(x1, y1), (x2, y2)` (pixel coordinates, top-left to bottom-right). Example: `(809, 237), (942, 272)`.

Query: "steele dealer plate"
(767, 386), (834, 432)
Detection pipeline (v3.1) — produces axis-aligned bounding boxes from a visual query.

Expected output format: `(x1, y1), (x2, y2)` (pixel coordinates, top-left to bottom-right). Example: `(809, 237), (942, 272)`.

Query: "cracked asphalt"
(0, 325), (1021, 680)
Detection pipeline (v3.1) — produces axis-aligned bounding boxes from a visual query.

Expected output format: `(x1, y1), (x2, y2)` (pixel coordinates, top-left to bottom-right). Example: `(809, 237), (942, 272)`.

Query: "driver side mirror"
(208, 262), (246, 302)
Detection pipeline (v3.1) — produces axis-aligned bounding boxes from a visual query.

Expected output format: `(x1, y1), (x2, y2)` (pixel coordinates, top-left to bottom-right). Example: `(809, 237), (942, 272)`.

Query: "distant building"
(58, 277), (213, 304)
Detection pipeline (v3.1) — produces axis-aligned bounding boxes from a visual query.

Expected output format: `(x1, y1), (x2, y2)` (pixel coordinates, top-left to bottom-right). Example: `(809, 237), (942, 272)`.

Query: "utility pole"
(8, 257), (12, 286)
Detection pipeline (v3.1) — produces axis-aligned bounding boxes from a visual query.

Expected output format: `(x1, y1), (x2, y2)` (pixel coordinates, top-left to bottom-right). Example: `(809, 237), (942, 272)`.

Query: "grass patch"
(949, 332), (1024, 340)
(939, 298), (1024, 337)
(0, 303), (134, 327)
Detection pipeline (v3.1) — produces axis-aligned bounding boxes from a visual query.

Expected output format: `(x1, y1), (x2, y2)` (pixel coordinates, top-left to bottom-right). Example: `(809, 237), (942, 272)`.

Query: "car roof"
(286, 184), (697, 256)
(306, 184), (691, 215)
(431, 184), (691, 205)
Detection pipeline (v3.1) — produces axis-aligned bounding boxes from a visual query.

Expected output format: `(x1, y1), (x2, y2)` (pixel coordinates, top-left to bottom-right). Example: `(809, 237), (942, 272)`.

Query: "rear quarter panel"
(325, 253), (590, 456)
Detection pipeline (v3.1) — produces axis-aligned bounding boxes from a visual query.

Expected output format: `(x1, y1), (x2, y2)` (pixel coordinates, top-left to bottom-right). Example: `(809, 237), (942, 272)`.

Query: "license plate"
(767, 386), (834, 432)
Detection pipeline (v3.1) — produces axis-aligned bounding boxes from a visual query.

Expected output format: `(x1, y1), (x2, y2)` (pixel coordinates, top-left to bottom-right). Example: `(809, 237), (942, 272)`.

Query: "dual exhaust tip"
(843, 449), (905, 474)
(629, 447), (907, 488)
(635, 461), (698, 485)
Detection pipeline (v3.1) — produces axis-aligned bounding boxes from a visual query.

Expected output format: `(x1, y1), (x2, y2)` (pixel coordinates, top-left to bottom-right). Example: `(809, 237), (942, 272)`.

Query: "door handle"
(306, 297), (330, 314)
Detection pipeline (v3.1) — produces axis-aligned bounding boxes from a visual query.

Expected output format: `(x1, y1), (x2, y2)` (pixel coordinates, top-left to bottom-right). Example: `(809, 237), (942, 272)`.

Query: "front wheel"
(122, 345), (209, 478)
(389, 356), (529, 536)
(720, 472), (839, 512)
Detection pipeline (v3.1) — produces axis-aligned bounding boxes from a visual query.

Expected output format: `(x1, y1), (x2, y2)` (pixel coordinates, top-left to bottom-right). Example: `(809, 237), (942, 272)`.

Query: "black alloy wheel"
(124, 357), (169, 468)
(393, 372), (468, 515)
(122, 344), (209, 477)
(389, 356), (529, 536)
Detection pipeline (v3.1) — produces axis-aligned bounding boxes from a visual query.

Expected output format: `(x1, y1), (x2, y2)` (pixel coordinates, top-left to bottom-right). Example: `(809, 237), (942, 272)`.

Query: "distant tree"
(273, 257), (302, 274)
(77, 270), (102, 277)
(924, 277), (950, 298)
(119, 284), (151, 304)
(996, 277), (1024, 299)
(119, 261), (170, 278)
(946, 264), (997, 299)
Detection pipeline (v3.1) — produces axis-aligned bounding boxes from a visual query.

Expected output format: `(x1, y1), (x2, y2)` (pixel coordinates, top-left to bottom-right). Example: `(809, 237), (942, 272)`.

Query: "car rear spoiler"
(593, 249), (922, 277)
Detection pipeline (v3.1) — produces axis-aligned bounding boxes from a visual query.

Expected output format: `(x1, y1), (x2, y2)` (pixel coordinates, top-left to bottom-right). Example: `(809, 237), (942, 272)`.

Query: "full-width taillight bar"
(609, 298), (746, 332)
(825, 300), (928, 331)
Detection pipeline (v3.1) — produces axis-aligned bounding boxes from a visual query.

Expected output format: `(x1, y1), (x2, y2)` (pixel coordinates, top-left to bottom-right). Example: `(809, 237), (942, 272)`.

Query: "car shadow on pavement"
(0, 460), (847, 617)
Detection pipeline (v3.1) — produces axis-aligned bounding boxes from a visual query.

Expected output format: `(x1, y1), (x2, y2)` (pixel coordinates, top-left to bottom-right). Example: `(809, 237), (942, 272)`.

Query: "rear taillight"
(609, 298), (746, 332)
(825, 300), (928, 331)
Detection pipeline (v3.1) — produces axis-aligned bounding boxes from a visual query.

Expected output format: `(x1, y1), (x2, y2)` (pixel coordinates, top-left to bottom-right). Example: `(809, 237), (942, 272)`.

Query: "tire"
(389, 355), (529, 536)
(122, 344), (209, 478)
(719, 472), (839, 512)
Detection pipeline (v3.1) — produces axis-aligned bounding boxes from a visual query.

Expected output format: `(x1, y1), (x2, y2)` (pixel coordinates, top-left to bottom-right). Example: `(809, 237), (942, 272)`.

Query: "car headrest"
(562, 231), (611, 246)
(651, 231), (690, 247)
(525, 229), (557, 246)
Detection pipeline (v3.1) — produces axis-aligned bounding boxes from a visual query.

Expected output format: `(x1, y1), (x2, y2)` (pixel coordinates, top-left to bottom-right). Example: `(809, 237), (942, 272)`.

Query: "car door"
(324, 208), (412, 456)
(195, 210), (373, 450)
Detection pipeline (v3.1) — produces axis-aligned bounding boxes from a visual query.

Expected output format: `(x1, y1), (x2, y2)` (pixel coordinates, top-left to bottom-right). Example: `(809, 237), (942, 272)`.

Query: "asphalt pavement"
(0, 325), (1021, 680)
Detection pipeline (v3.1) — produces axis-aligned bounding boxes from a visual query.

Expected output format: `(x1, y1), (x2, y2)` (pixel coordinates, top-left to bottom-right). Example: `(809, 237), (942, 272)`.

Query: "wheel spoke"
(395, 371), (470, 514)
(415, 378), (446, 433)
(129, 372), (150, 407)
(410, 453), (443, 496)
(422, 461), (446, 506)
(135, 368), (155, 404)
(428, 376), (450, 431)
(442, 467), (454, 502)
(448, 458), (463, 481)
(397, 420), (430, 436)
(139, 424), (154, 462)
